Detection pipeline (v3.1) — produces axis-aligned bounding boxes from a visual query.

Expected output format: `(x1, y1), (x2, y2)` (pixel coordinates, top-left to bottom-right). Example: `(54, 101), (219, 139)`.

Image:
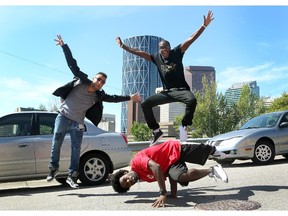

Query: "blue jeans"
(49, 113), (83, 175)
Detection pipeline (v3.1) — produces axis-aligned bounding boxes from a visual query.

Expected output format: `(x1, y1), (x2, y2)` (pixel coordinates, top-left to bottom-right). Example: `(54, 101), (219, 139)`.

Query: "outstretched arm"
(181, 10), (214, 53)
(116, 36), (152, 61)
(101, 92), (141, 103)
(54, 34), (89, 82)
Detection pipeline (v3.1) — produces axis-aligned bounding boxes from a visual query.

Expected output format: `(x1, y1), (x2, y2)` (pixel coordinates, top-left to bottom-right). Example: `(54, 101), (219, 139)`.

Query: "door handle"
(19, 142), (30, 147)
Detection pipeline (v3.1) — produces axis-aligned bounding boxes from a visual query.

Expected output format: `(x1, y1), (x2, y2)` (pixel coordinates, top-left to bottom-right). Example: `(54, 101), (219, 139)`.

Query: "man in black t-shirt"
(116, 11), (214, 146)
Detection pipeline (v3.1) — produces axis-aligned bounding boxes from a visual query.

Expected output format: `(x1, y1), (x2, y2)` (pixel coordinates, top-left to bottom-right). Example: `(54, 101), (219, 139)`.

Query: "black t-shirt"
(150, 44), (190, 90)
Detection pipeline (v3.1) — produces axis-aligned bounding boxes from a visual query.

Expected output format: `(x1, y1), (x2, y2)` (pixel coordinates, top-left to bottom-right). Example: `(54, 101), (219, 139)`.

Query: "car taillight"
(120, 133), (128, 145)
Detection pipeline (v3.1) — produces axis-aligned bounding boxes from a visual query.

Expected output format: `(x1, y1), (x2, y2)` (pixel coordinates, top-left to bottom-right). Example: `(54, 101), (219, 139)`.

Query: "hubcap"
(255, 144), (271, 162)
(84, 158), (106, 181)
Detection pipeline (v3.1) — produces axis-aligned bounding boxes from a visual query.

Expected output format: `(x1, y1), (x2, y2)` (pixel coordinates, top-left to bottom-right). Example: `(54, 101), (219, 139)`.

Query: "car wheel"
(215, 159), (235, 166)
(55, 177), (67, 184)
(252, 140), (275, 165)
(78, 153), (110, 186)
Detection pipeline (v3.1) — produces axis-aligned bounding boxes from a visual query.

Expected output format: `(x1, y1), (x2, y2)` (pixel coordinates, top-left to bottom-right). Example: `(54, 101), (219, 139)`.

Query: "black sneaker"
(66, 175), (79, 189)
(46, 169), (59, 182)
(150, 130), (163, 146)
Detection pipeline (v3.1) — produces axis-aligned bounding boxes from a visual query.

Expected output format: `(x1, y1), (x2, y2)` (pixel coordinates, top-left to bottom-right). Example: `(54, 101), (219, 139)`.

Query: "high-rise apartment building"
(121, 35), (163, 134)
(225, 81), (260, 106)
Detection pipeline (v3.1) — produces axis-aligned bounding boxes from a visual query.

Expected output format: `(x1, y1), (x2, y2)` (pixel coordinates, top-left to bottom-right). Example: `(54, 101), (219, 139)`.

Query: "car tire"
(252, 140), (275, 165)
(78, 153), (110, 186)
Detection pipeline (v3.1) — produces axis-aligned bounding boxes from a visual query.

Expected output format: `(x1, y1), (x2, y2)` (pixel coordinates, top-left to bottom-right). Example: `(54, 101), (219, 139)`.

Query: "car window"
(241, 112), (282, 129)
(38, 113), (57, 135)
(280, 113), (288, 122)
(0, 113), (33, 137)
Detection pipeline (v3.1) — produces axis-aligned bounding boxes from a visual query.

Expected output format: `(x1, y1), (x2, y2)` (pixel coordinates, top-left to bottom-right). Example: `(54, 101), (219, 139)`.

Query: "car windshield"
(240, 112), (282, 129)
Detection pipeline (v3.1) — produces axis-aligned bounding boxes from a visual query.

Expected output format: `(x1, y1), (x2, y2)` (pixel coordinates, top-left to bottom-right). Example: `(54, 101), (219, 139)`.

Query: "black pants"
(141, 89), (197, 130)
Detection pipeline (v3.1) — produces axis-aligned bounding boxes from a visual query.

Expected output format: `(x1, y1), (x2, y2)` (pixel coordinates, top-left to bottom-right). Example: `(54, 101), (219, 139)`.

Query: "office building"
(98, 114), (115, 132)
(184, 66), (216, 93)
(225, 81), (260, 107)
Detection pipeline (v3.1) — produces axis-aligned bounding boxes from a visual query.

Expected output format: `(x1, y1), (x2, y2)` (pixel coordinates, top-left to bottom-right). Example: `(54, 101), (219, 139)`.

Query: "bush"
(130, 122), (151, 141)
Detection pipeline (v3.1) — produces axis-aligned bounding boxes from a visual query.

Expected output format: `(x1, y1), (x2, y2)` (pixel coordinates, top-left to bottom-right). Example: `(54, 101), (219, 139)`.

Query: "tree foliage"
(174, 79), (268, 138)
(267, 92), (288, 112)
(130, 121), (151, 141)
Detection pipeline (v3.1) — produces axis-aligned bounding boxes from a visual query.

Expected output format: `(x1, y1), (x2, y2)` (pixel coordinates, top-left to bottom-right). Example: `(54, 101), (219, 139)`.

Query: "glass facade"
(121, 35), (163, 134)
(225, 81), (260, 107)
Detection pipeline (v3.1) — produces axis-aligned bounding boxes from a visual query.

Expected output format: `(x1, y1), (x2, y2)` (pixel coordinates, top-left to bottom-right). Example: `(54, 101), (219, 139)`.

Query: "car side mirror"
(279, 122), (288, 128)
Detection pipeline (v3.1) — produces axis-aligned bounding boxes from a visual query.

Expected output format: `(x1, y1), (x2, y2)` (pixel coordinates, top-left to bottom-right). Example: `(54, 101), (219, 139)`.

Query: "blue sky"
(1, 2), (288, 132)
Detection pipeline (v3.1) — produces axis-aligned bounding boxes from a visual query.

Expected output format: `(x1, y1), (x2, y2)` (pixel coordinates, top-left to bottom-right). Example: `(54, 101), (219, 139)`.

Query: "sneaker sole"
(46, 171), (59, 182)
(66, 179), (79, 189)
(214, 165), (228, 183)
(150, 134), (164, 146)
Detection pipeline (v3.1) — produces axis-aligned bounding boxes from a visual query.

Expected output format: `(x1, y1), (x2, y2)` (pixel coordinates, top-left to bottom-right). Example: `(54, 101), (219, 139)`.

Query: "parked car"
(206, 110), (288, 165)
(0, 111), (132, 186)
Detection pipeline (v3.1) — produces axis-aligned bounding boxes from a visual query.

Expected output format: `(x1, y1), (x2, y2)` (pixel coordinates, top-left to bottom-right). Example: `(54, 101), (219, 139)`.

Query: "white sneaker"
(209, 164), (228, 183)
(66, 175), (79, 189)
(179, 125), (188, 142)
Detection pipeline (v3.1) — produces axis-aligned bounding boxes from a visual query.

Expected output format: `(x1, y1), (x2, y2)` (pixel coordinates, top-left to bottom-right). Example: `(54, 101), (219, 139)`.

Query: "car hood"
(209, 128), (270, 141)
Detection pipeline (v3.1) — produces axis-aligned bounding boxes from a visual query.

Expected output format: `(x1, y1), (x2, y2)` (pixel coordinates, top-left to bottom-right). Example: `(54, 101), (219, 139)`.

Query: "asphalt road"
(0, 156), (288, 212)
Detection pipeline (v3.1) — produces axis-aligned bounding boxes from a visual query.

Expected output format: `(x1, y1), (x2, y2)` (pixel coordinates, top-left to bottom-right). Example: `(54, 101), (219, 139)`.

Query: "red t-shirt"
(130, 140), (181, 182)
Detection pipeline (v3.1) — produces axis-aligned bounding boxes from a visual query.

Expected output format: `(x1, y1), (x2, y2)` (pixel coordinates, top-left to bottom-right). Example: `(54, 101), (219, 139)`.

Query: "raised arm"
(180, 10), (214, 53)
(147, 159), (167, 208)
(54, 34), (89, 82)
(116, 36), (152, 61)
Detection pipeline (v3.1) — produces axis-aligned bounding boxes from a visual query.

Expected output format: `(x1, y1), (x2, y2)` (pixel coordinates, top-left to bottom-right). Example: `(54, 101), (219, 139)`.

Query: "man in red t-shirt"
(110, 140), (228, 208)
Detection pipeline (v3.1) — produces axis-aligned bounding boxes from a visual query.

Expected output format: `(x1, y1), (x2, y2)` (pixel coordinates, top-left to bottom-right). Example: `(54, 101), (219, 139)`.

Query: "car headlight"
(218, 137), (242, 146)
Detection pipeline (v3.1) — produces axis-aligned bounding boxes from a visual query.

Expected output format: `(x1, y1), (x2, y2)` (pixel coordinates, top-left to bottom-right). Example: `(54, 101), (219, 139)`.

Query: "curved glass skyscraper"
(121, 35), (163, 134)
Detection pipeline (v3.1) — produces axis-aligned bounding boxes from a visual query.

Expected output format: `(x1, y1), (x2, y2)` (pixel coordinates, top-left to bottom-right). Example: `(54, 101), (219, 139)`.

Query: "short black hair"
(159, 40), (171, 47)
(96, 72), (107, 79)
(110, 169), (130, 193)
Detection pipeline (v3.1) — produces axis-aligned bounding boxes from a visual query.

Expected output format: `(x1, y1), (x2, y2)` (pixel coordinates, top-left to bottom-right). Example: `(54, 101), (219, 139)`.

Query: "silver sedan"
(206, 110), (288, 165)
(0, 111), (131, 186)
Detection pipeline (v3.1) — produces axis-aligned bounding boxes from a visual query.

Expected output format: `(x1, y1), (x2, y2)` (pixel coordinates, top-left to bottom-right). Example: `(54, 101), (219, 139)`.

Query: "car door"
(34, 113), (71, 174)
(278, 112), (288, 153)
(0, 113), (36, 178)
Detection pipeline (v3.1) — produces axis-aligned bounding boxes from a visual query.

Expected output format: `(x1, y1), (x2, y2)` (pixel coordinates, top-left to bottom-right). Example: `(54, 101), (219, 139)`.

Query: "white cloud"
(217, 63), (288, 95)
(0, 77), (62, 116)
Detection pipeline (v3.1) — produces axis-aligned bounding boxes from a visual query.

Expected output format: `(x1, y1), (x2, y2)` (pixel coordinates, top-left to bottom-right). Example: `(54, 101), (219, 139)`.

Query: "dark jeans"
(141, 89), (197, 130)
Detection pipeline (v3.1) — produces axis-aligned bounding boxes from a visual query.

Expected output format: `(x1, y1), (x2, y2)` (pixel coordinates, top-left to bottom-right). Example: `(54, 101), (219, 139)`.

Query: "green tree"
(216, 93), (240, 134)
(268, 92), (288, 112)
(191, 77), (218, 137)
(130, 121), (151, 141)
(175, 80), (267, 138)
(237, 84), (266, 127)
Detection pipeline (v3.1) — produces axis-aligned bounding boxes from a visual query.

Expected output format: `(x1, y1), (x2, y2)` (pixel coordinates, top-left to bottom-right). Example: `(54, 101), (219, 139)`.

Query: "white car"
(206, 110), (288, 165)
(0, 111), (131, 186)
